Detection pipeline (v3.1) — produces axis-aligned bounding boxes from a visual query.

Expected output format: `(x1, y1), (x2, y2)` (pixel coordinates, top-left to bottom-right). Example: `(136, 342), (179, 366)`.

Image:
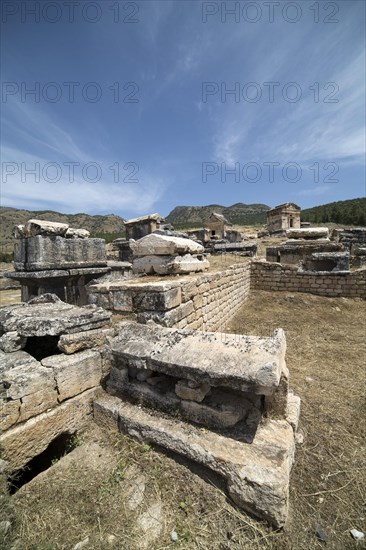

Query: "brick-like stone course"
(251, 261), (366, 298)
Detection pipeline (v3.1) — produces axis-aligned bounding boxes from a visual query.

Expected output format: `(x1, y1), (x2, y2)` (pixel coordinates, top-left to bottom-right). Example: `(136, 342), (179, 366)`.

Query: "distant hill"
(166, 203), (270, 229)
(0, 207), (126, 255)
(301, 198), (366, 226)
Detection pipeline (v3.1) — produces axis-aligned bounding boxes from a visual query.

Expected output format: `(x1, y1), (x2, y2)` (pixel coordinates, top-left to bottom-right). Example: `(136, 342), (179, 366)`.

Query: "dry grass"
(1, 291), (365, 550)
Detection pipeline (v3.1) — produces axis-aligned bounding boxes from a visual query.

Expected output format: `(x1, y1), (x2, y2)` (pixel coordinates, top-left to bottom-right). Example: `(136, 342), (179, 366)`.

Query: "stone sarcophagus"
(14, 235), (106, 271)
(94, 321), (300, 528)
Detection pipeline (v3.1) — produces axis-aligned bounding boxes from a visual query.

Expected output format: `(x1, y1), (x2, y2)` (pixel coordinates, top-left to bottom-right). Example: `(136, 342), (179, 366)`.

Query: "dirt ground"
(1, 289), (365, 550)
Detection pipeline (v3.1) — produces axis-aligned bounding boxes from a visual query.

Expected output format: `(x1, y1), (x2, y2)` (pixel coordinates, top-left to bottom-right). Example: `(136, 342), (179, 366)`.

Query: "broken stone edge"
(94, 395), (296, 528)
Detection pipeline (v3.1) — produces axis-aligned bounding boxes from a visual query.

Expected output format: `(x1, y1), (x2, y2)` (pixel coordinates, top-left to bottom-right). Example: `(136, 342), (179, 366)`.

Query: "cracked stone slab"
(130, 233), (204, 256)
(41, 349), (103, 402)
(14, 235), (107, 271)
(0, 352), (58, 431)
(0, 302), (111, 337)
(111, 322), (285, 395)
(94, 395), (295, 527)
(0, 388), (97, 469)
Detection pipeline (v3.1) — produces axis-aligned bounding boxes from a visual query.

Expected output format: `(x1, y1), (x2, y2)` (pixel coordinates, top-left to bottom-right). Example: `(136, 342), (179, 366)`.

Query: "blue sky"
(1, 0), (365, 218)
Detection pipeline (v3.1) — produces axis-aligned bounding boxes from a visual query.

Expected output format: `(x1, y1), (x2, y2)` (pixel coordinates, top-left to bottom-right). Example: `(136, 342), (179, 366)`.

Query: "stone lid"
(130, 233), (204, 257)
(111, 322), (286, 395)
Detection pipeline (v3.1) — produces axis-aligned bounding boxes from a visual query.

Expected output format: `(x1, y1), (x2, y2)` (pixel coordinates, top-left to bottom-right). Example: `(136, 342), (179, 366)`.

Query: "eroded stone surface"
(0, 301), (111, 336)
(132, 254), (209, 275)
(130, 233), (204, 256)
(286, 228), (329, 239)
(0, 388), (96, 469)
(175, 379), (211, 402)
(41, 349), (103, 402)
(111, 322), (286, 394)
(0, 331), (27, 353)
(65, 228), (90, 239)
(58, 328), (114, 354)
(25, 219), (69, 237)
(94, 396), (295, 528)
(14, 236), (106, 271)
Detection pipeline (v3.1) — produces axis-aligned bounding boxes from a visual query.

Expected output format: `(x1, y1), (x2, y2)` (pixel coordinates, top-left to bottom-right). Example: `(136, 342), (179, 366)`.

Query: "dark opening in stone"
(8, 432), (78, 494)
(24, 335), (61, 361)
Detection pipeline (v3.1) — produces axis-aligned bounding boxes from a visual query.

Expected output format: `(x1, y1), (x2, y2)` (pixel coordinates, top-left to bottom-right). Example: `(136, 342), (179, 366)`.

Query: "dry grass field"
(1, 289), (365, 550)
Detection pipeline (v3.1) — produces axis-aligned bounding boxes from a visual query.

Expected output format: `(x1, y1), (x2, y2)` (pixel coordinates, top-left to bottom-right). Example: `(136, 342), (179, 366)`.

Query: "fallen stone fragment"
(0, 301), (111, 336)
(73, 536), (90, 550)
(315, 524), (327, 543)
(175, 379), (211, 402)
(0, 331), (27, 353)
(350, 528), (364, 541)
(58, 327), (114, 354)
(25, 219), (69, 237)
(66, 228), (90, 239)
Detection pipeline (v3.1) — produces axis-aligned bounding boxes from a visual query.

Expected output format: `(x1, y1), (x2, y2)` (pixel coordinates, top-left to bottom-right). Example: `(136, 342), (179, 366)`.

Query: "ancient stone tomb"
(94, 321), (300, 528)
(0, 294), (112, 470)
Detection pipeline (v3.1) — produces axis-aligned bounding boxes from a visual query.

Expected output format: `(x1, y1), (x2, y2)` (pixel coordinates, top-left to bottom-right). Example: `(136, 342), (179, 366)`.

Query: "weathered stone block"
(1, 356), (58, 431)
(14, 236), (106, 271)
(111, 322), (286, 395)
(0, 301), (111, 337)
(41, 349), (102, 402)
(0, 332), (27, 353)
(175, 379), (211, 402)
(25, 219), (69, 237)
(130, 233), (204, 256)
(1, 388), (96, 469)
(57, 328), (114, 354)
(94, 396), (295, 528)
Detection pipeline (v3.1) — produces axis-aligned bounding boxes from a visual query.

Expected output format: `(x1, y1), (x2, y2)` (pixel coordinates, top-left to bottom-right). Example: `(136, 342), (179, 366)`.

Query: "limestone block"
(181, 396), (247, 429)
(130, 233), (204, 256)
(0, 360), (58, 430)
(175, 379), (211, 402)
(168, 254), (210, 274)
(137, 301), (195, 327)
(14, 236), (106, 271)
(1, 388), (96, 469)
(0, 301), (111, 337)
(41, 349), (102, 402)
(132, 287), (181, 311)
(58, 328), (114, 354)
(286, 392), (301, 431)
(1, 353), (58, 431)
(132, 254), (209, 275)
(111, 322), (286, 395)
(265, 365), (289, 417)
(286, 228), (329, 239)
(25, 219), (69, 237)
(94, 396), (295, 528)
(132, 255), (172, 274)
(0, 332), (27, 353)
(65, 228), (90, 239)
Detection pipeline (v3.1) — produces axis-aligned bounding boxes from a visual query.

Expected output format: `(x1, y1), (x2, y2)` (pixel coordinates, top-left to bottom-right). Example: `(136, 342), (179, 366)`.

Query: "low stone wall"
(251, 260), (366, 298)
(88, 262), (251, 332)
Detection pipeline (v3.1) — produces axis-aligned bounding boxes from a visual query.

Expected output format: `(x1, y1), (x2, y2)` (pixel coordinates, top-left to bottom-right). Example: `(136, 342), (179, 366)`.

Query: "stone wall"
(89, 261), (251, 332)
(251, 260), (366, 298)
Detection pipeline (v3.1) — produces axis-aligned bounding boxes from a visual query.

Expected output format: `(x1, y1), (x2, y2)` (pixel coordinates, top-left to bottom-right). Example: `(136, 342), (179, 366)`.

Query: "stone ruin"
(0, 294), (112, 470)
(266, 227), (349, 270)
(5, 219), (130, 305)
(96, 321), (300, 528)
(300, 251), (350, 273)
(130, 232), (210, 275)
(0, 217), (303, 529)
